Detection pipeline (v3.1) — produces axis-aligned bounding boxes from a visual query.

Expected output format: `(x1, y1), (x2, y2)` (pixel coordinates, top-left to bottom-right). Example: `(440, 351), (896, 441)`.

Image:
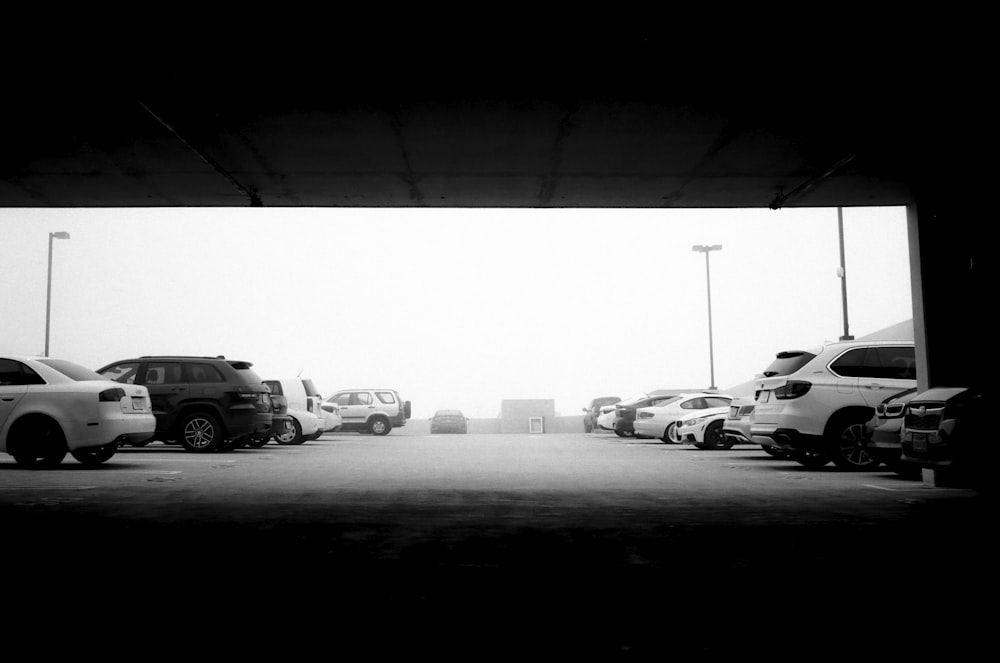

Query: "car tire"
(70, 441), (117, 466)
(178, 412), (223, 452)
(700, 420), (731, 449)
(275, 418), (302, 445)
(369, 417), (391, 436)
(828, 414), (881, 471)
(662, 422), (678, 443)
(11, 418), (68, 468)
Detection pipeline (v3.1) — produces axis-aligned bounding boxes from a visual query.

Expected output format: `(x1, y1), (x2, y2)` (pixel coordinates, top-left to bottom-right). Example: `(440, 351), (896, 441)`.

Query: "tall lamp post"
(692, 244), (722, 390)
(836, 207), (854, 341)
(44, 231), (71, 357)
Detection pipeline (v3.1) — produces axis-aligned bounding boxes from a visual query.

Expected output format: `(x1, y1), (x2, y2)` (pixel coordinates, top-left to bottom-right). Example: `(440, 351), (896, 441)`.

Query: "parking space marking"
(0, 485), (96, 490)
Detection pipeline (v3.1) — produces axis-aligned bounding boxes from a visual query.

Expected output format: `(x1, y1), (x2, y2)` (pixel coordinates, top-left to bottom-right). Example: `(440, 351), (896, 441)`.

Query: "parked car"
(430, 409), (469, 434)
(2, 355), (155, 467)
(751, 339), (916, 469)
(722, 396), (786, 457)
(633, 393), (734, 442)
(251, 386), (293, 447)
(901, 386), (991, 489)
(611, 392), (687, 438)
(583, 396), (621, 433)
(596, 405), (618, 431)
(263, 377), (327, 439)
(860, 387), (920, 476)
(96, 355), (273, 452)
(319, 401), (343, 433)
(673, 405), (733, 449)
(274, 407), (322, 445)
(325, 388), (411, 435)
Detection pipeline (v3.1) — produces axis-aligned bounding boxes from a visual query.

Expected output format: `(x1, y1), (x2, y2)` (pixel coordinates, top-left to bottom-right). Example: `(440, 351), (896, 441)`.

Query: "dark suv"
(96, 355), (273, 452)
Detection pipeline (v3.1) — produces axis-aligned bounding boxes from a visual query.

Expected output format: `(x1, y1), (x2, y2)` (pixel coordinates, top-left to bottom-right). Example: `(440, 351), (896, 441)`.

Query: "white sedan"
(632, 392), (734, 443)
(319, 401), (343, 433)
(672, 405), (733, 448)
(594, 404), (618, 432)
(1, 355), (155, 467)
(274, 407), (322, 445)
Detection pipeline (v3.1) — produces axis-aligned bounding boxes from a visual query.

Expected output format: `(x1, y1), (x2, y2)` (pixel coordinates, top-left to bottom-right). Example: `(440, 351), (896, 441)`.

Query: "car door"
(332, 391), (372, 426)
(141, 361), (188, 433)
(0, 359), (35, 437)
(856, 345), (917, 407)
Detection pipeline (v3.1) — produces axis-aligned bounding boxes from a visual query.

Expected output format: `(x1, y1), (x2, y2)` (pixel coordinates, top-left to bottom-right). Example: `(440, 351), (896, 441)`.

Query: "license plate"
(131, 396), (145, 410)
(912, 432), (928, 452)
(758, 391), (770, 403)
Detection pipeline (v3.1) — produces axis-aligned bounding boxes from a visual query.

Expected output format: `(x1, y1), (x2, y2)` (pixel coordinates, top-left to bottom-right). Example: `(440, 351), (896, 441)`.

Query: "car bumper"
(77, 411), (156, 450)
(264, 415), (293, 438)
(631, 419), (661, 437)
(751, 424), (824, 453)
(431, 425), (467, 433)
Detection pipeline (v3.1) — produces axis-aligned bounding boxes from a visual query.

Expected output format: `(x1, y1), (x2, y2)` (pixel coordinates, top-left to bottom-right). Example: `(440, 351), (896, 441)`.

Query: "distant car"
(274, 407), (322, 445)
(325, 388), (411, 435)
(430, 409), (468, 434)
(611, 393), (688, 438)
(722, 396), (786, 457)
(901, 386), (991, 489)
(582, 396), (621, 433)
(633, 393), (734, 443)
(673, 405), (733, 449)
(1, 355), (156, 467)
(251, 386), (293, 447)
(861, 387), (920, 476)
(319, 401), (343, 433)
(97, 355), (273, 452)
(596, 405), (618, 431)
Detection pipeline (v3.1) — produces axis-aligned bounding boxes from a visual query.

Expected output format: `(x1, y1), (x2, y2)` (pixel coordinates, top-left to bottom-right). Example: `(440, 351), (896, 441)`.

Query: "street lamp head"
(692, 244), (722, 253)
(51, 231), (71, 240)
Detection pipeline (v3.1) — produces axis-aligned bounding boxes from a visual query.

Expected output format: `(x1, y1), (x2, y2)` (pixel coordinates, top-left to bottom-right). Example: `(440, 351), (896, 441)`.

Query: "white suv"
(325, 389), (411, 435)
(750, 339), (916, 469)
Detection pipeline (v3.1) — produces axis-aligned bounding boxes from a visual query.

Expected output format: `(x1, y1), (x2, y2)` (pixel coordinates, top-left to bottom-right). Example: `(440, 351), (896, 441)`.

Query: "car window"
(681, 397), (706, 409)
(376, 391), (396, 404)
(332, 393), (352, 406)
(352, 392), (373, 406)
(147, 362), (184, 385)
(100, 362), (140, 384)
(302, 379), (321, 397)
(234, 366), (264, 384)
(763, 351), (818, 377)
(264, 380), (283, 396)
(871, 346), (916, 380)
(829, 347), (867, 378)
(0, 358), (45, 386)
(705, 396), (732, 408)
(188, 362), (225, 383)
(36, 358), (103, 381)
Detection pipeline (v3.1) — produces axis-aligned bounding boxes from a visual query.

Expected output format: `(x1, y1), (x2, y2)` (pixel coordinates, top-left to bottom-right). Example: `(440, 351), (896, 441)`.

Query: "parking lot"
(3, 431), (993, 657)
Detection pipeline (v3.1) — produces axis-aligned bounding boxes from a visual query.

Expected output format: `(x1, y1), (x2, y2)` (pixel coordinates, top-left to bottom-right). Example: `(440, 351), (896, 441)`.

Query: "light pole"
(44, 231), (71, 357)
(836, 207), (854, 341)
(692, 244), (722, 390)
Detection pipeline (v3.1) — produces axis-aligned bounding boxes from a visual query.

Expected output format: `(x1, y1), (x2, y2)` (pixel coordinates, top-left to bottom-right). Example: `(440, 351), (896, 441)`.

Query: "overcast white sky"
(1, 206), (912, 418)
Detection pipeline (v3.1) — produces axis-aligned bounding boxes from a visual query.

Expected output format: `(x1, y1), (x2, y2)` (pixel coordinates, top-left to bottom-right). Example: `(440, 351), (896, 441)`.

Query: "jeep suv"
(325, 389), (411, 435)
(750, 339), (916, 469)
(96, 356), (273, 452)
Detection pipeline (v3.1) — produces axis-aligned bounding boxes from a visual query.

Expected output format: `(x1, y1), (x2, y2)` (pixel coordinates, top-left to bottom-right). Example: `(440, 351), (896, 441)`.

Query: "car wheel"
(70, 441), (117, 466)
(369, 417), (391, 436)
(662, 422), (678, 443)
(829, 415), (881, 471)
(11, 418), (68, 468)
(791, 449), (832, 468)
(701, 420), (731, 449)
(178, 412), (223, 452)
(275, 418), (302, 445)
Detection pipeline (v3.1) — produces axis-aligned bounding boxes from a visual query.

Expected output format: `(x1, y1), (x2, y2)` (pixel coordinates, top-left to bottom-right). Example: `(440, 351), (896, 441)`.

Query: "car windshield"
(762, 351), (817, 377)
(36, 358), (104, 381)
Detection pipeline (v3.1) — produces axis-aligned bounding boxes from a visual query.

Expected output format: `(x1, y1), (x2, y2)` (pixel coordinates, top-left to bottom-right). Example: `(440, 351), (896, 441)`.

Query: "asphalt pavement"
(2, 431), (994, 658)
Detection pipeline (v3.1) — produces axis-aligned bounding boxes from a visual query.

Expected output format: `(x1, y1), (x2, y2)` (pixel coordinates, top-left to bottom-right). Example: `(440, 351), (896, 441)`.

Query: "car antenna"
(297, 368), (304, 377)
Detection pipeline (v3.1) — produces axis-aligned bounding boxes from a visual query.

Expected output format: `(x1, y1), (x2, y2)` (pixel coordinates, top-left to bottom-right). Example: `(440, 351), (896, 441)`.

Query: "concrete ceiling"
(0, 26), (981, 211)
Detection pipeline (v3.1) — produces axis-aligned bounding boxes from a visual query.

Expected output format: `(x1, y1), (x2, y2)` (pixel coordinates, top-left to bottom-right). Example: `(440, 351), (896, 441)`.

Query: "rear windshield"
(762, 351), (817, 377)
(235, 367), (264, 384)
(37, 358), (104, 381)
(302, 379), (321, 397)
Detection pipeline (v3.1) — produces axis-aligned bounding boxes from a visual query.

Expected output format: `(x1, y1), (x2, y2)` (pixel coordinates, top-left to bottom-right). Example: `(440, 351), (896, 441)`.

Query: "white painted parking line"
(0, 486), (96, 490)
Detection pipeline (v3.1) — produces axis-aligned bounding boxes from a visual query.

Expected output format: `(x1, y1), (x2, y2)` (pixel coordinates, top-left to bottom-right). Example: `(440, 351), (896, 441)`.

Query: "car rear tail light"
(99, 387), (126, 402)
(637, 411), (654, 419)
(234, 387), (260, 401)
(774, 380), (812, 399)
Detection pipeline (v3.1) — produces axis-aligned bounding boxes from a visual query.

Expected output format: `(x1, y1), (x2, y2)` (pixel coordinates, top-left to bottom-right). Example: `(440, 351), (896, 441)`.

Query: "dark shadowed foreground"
(3, 433), (994, 658)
